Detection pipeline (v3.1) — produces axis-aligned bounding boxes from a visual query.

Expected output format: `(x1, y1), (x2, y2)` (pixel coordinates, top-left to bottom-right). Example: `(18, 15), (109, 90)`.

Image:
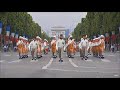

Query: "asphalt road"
(0, 50), (120, 78)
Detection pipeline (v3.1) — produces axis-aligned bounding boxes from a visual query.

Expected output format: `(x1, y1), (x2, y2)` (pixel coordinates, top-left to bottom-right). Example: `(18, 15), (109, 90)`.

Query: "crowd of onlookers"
(105, 43), (120, 53)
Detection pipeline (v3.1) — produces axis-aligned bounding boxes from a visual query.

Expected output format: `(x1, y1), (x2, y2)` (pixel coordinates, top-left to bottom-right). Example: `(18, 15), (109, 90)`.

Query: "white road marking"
(48, 68), (79, 72)
(79, 66), (96, 68)
(69, 58), (78, 67)
(30, 60), (38, 62)
(42, 58), (53, 69)
(75, 55), (80, 56)
(108, 55), (115, 56)
(101, 59), (111, 62)
(30, 60), (35, 62)
(114, 74), (119, 77)
(4, 54), (11, 56)
(85, 59), (93, 62)
(8, 60), (22, 63)
(0, 60), (5, 62)
(47, 68), (119, 74)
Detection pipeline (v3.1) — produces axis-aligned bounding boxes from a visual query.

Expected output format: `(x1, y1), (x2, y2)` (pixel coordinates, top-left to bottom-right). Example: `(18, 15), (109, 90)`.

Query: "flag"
(15, 32), (19, 39)
(6, 25), (10, 36)
(0, 22), (2, 34)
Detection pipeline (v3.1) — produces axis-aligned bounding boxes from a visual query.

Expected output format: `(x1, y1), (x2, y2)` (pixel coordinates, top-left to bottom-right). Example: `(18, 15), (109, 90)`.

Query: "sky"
(28, 12), (87, 36)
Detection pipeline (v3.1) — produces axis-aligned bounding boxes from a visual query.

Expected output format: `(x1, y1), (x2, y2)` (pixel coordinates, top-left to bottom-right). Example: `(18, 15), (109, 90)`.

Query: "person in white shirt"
(80, 35), (89, 60)
(28, 37), (38, 60)
(87, 39), (92, 55)
(56, 34), (65, 62)
(43, 39), (48, 54)
(36, 36), (42, 58)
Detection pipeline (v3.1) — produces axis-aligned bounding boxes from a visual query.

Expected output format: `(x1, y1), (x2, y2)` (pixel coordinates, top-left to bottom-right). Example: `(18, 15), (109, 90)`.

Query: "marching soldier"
(43, 39), (48, 54)
(67, 35), (75, 58)
(79, 38), (84, 57)
(36, 36), (42, 58)
(91, 38), (96, 57)
(56, 34), (65, 62)
(23, 38), (29, 58)
(79, 35), (89, 60)
(98, 35), (105, 59)
(16, 36), (24, 59)
(87, 39), (92, 55)
(51, 36), (57, 58)
(28, 37), (38, 60)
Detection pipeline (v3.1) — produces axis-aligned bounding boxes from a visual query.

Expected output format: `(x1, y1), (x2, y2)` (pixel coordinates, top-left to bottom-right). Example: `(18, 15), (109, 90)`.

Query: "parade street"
(0, 51), (120, 78)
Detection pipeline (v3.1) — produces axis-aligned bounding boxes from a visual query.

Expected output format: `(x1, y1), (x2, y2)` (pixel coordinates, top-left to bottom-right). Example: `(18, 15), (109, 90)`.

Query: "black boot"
(85, 57), (87, 60)
(68, 55), (71, 58)
(40, 55), (42, 58)
(101, 55), (104, 59)
(19, 56), (22, 59)
(81, 57), (84, 60)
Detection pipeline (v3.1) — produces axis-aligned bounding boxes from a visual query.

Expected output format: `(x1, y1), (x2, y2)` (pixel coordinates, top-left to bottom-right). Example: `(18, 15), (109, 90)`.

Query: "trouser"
(81, 47), (88, 57)
(52, 52), (56, 56)
(58, 47), (63, 59)
(44, 46), (48, 54)
(88, 47), (91, 54)
(79, 49), (83, 57)
(68, 50), (74, 57)
(31, 48), (37, 59)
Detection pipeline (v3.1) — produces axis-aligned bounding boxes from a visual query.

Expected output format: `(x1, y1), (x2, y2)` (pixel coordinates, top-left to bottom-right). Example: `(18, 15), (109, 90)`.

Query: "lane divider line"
(42, 58), (53, 69)
(69, 58), (78, 67)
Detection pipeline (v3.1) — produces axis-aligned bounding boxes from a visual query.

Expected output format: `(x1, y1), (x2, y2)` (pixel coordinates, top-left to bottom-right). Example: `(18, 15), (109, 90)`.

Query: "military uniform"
(98, 35), (105, 59)
(67, 38), (75, 58)
(29, 39), (38, 60)
(51, 36), (57, 58)
(80, 36), (89, 60)
(91, 35), (105, 59)
(16, 36), (24, 59)
(56, 34), (65, 62)
(43, 39), (48, 54)
(36, 36), (42, 58)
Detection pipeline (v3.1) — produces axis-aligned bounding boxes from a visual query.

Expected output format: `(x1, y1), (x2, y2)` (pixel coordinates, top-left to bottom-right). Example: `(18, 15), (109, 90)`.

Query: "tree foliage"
(0, 12), (49, 39)
(72, 12), (120, 41)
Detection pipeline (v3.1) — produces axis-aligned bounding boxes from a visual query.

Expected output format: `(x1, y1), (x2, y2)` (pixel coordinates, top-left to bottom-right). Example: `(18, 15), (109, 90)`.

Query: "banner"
(15, 34), (18, 39)
(15, 32), (19, 39)
(6, 25), (10, 36)
(0, 28), (2, 34)
(0, 22), (2, 28)
(0, 22), (2, 34)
